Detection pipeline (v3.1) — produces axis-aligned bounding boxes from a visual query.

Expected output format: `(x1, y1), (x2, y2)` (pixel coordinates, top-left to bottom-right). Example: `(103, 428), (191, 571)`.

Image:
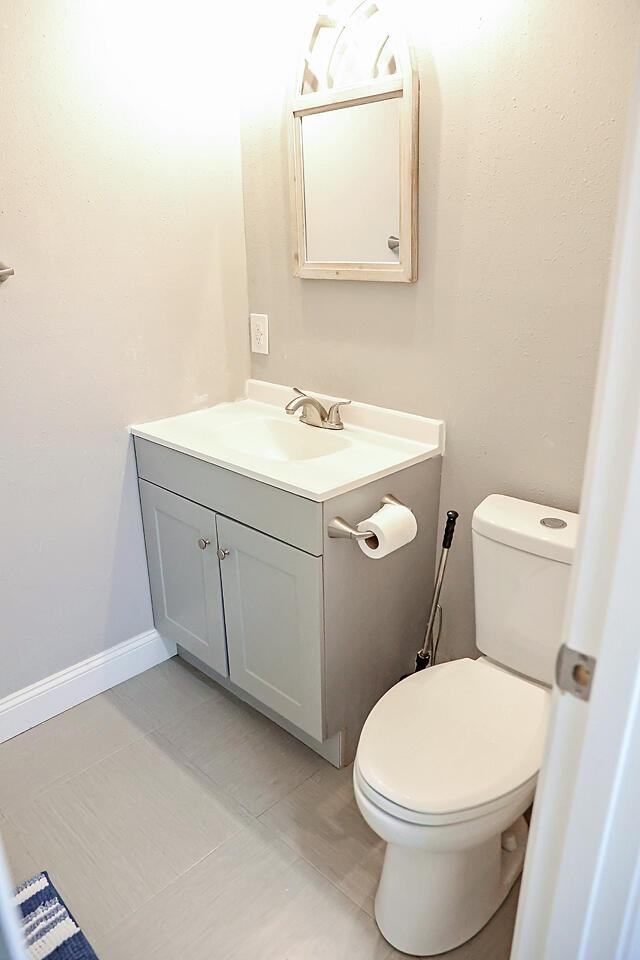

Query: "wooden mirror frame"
(289, 1), (419, 283)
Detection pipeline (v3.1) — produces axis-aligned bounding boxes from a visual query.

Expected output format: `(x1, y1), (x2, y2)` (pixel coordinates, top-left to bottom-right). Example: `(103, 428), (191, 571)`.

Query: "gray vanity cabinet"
(217, 517), (324, 741)
(139, 480), (228, 677)
(139, 469), (324, 740)
(135, 435), (442, 766)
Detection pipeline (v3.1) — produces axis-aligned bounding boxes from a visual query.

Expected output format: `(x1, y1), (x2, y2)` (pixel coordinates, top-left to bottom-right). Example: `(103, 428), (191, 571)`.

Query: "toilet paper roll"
(357, 502), (418, 559)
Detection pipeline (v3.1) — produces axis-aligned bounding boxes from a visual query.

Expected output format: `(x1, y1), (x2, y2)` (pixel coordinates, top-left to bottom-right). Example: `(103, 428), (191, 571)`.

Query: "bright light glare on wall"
(401, 0), (520, 57)
(72, 0), (520, 146)
(74, 1), (239, 146)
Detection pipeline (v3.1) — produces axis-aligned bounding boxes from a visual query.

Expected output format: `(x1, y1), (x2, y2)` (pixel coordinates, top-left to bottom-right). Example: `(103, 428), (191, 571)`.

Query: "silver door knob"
(217, 548), (230, 560)
(197, 538), (211, 550)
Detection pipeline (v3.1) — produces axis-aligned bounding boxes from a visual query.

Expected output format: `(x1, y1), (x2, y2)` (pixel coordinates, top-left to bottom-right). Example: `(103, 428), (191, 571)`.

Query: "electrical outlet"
(250, 313), (269, 355)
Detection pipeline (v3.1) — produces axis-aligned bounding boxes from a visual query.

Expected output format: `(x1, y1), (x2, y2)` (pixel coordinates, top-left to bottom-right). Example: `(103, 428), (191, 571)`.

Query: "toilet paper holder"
(327, 494), (406, 540)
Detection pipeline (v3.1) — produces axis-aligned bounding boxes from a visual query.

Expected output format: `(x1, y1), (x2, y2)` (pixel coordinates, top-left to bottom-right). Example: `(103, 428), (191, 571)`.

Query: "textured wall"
(0, 3), (249, 697)
(241, 0), (640, 661)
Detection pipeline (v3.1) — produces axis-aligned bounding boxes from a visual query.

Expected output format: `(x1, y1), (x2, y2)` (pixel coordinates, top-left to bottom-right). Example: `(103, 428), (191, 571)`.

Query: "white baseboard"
(0, 629), (177, 744)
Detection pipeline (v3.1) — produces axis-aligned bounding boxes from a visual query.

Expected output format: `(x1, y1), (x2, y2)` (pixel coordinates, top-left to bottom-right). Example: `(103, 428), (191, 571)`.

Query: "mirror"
(290, 1), (418, 283)
(301, 98), (400, 264)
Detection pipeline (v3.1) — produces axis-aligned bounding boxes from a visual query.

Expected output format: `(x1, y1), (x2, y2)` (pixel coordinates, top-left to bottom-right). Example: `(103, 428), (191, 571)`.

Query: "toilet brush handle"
(416, 509), (460, 668)
(442, 510), (459, 549)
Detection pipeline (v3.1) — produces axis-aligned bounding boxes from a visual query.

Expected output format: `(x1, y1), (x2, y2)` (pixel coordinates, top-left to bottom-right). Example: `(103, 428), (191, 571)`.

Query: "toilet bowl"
(354, 495), (579, 956)
(354, 657), (549, 956)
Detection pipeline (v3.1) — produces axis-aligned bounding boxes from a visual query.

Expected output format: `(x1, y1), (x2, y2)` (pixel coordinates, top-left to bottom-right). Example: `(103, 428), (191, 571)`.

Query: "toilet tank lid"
(473, 495), (579, 564)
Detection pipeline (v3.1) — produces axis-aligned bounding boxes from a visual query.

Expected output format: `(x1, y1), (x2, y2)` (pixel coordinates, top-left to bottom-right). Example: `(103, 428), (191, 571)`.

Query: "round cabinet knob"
(217, 548), (230, 560)
(197, 538), (211, 550)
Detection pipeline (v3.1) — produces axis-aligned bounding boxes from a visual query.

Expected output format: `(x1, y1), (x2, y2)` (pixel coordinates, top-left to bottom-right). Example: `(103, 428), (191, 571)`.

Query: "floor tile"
(0, 659), (520, 958)
(0, 811), (38, 886)
(107, 656), (219, 733)
(9, 734), (250, 940)
(159, 690), (323, 815)
(260, 762), (384, 916)
(0, 692), (149, 814)
(94, 820), (391, 960)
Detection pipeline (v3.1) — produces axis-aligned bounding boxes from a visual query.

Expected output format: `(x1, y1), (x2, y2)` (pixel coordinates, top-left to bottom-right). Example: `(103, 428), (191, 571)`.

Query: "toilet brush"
(414, 509), (459, 672)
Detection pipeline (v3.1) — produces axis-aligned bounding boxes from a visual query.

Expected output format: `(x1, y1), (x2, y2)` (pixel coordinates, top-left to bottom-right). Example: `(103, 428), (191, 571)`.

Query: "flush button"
(541, 517), (567, 529)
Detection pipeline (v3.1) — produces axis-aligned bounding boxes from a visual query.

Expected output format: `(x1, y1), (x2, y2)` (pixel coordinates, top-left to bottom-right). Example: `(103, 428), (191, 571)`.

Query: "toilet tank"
(472, 495), (579, 685)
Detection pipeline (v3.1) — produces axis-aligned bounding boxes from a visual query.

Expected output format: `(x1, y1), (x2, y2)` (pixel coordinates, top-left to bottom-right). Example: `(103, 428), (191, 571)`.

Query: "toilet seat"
(356, 658), (550, 824)
(354, 760), (537, 827)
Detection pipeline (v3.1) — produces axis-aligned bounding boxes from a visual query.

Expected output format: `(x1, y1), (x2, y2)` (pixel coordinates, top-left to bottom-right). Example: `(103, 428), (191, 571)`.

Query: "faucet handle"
(327, 400), (351, 429)
(292, 386), (307, 397)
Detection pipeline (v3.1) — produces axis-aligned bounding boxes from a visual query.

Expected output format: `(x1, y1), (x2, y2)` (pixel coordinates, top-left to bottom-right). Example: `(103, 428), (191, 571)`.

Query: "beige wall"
(0, 3), (249, 697)
(241, 0), (639, 660)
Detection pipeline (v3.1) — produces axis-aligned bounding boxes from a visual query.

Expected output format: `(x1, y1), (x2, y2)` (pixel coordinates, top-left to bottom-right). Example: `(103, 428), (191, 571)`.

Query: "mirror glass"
(301, 97), (401, 264)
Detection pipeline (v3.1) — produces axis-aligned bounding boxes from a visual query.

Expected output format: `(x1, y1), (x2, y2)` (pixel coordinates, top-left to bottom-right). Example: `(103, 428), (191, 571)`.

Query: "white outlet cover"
(250, 313), (269, 355)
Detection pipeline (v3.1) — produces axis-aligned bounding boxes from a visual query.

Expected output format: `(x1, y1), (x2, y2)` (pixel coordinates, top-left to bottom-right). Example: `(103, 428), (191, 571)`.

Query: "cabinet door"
(217, 516), (324, 740)
(139, 480), (228, 676)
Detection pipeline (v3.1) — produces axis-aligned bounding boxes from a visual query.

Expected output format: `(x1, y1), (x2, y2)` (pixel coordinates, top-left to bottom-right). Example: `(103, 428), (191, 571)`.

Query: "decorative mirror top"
(290, 0), (418, 282)
(301, 0), (398, 96)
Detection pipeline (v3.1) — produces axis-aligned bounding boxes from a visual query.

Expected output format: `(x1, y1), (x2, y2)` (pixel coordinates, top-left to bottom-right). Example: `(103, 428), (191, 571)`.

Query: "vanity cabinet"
(135, 435), (442, 766)
(140, 480), (324, 741)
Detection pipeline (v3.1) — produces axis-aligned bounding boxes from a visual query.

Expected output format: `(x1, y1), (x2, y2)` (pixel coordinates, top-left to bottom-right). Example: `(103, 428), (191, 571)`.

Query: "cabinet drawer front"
(139, 481), (228, 676)
(217, 516), (324, 741)
(135, 438), (323, 555)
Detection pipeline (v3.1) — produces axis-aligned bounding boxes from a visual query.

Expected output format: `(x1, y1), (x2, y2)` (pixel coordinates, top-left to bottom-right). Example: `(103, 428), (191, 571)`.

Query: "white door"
(512, 59), (640, 960)
(217, 516), (325, 741)
(0, 841), (25, 960)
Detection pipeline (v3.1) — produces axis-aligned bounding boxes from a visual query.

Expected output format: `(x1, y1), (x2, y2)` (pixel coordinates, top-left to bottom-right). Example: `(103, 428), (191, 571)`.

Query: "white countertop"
(131, 380), (444, 502)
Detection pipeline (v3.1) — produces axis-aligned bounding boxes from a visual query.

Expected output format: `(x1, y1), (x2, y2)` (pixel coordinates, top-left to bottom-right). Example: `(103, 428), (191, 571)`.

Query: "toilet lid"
(357, 658), (550, 816)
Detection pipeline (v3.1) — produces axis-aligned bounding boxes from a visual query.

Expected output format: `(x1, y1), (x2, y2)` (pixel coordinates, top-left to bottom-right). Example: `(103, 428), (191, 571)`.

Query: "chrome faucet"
(285, 387), (351, 430)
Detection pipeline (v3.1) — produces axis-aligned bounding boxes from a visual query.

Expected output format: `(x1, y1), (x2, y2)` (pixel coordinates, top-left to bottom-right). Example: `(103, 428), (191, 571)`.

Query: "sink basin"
(211, 417), (352, 462)
(131, 380), (444, 500)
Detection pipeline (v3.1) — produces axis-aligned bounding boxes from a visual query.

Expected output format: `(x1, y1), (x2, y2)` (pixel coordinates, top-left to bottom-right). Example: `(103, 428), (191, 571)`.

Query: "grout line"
(285, 849), (380, 926)
(1, 730), (151, 828)
(94, 817), (252, 941)
(148, 729), (263, 822)
(256, 767), (321, 818)
(0, 672), (218, 826)
(94, 821), (304, 945)
(254, 810), (379, 922)
(149, 690), (222, 739)
(0, 672), (222, 819)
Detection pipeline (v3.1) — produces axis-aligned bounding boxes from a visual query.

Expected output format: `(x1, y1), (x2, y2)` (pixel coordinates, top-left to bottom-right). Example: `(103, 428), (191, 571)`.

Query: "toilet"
(353, 494), (578, 956)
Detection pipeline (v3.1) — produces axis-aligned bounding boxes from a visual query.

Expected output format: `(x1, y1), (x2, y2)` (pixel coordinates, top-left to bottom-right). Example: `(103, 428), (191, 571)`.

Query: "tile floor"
(0, 657), (520, 958)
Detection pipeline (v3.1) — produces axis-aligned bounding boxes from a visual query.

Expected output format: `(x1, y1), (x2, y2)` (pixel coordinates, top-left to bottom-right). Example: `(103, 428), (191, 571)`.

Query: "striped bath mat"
(14, 872), (98, 959)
